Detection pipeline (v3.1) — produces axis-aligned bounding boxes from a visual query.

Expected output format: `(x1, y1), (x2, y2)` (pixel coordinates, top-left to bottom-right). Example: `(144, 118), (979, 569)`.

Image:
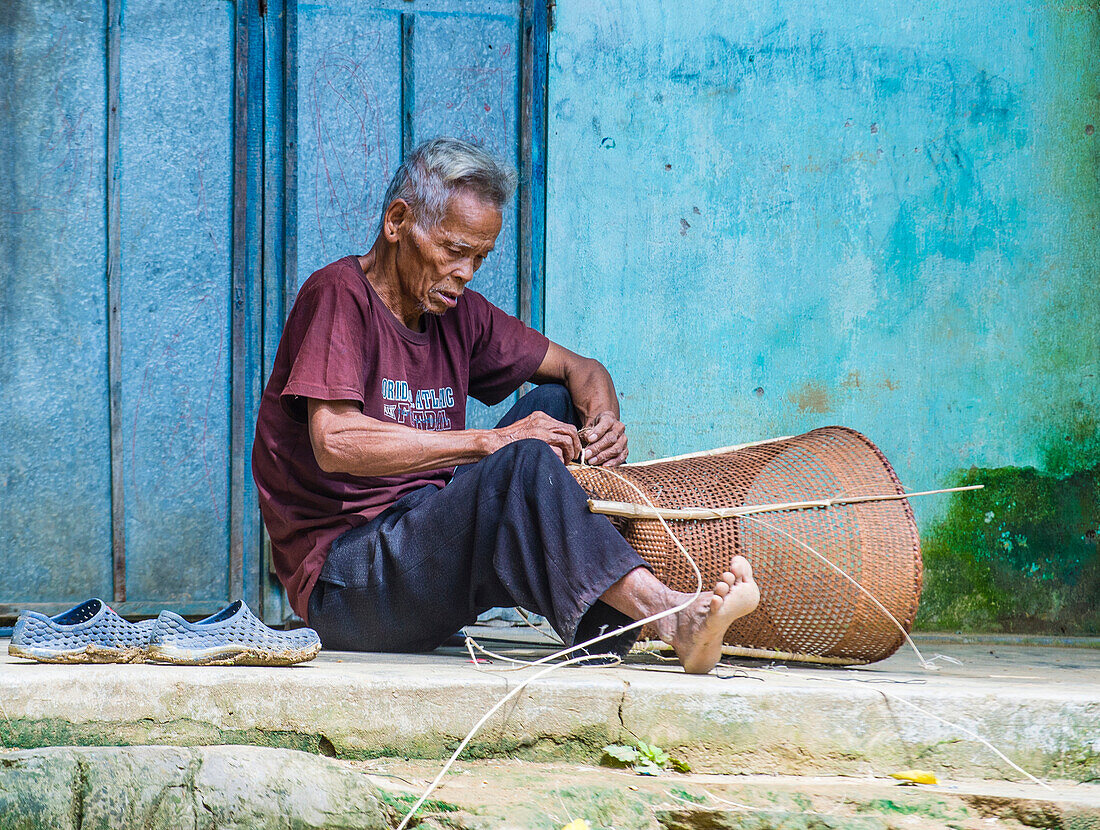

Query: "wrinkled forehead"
(429, 189), (503, 247)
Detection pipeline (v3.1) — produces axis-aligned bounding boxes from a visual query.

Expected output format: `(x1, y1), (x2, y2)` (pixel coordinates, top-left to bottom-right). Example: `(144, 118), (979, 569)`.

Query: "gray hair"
(378, 137), (518, 232)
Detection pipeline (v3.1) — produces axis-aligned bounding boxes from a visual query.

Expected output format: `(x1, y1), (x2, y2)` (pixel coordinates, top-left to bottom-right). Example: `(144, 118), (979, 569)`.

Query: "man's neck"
(358, 243), (423, 331)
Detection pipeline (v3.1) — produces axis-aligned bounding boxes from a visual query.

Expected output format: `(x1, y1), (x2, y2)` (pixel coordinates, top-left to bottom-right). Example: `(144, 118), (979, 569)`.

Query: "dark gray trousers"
(307, 384), (645, 653)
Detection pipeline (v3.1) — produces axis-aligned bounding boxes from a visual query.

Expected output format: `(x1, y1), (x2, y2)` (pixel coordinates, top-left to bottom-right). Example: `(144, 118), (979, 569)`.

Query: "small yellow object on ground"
(560, 820), (592, 830)
(889, 770), (939, 785)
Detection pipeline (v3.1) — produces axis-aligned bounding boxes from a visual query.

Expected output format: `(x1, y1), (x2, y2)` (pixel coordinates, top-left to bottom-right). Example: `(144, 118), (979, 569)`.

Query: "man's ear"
(383, 199), (410, 242)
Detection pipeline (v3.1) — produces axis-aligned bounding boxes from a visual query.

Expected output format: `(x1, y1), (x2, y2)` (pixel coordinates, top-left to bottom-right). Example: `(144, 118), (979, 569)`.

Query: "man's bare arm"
(530, 342), (628, 466)
(307, 398), (582, 477)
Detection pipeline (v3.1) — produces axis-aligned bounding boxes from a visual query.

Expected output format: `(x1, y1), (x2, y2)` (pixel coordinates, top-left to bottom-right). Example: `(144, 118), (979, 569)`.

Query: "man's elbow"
(309, 424), (348, 474)
(313, 445), (344, 474)
(572, 355), (608, 382)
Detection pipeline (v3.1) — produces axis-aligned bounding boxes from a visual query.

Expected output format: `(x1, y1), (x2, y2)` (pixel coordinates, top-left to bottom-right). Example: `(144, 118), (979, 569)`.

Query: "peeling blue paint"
(545, 2), (1099, 631)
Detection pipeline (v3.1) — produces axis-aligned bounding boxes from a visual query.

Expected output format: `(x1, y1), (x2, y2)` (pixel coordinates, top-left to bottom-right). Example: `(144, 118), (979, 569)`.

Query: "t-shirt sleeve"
(466, 291), (550, 406)
(279, 275), (371, 423)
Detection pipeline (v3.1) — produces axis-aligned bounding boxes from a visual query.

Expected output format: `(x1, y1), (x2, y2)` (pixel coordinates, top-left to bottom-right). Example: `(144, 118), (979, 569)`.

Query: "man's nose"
(454, 258), (475, 283)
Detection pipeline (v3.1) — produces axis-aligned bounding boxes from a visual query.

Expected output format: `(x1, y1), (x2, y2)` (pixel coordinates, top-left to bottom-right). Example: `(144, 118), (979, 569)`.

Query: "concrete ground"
(2, 631), (1099, 828)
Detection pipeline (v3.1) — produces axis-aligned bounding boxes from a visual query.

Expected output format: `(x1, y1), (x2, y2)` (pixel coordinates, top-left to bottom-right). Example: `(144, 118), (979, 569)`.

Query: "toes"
(721, 570), (737, 586)
(709, 594), (724, 614)
(729, 556), (754, 582)
(713, 580), (731, 598)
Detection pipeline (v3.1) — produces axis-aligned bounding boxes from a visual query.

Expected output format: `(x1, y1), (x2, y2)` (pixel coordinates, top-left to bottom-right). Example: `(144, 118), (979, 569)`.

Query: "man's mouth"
(432, 290), (459, 308)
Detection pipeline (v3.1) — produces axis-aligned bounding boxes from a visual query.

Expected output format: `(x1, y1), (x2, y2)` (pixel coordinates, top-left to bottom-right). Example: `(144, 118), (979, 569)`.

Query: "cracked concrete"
(3, 748), (1099, 830)
(0, 746), (389, 829)
(2, 636), (1099, 785)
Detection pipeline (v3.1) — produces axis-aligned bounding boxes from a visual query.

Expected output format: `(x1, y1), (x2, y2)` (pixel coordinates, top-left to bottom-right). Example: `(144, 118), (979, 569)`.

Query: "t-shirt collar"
(347, 255), (432, 345)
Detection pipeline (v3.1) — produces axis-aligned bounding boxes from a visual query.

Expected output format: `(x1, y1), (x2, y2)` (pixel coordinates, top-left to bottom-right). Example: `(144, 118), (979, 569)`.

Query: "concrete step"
(2, 747), (1099, 829)
(2, 637), (1098, 786)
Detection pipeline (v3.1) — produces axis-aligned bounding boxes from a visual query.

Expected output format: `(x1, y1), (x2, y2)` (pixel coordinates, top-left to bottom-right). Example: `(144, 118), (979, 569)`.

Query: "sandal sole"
(8, 643), (147, 664)
(146, 642), (321, 667)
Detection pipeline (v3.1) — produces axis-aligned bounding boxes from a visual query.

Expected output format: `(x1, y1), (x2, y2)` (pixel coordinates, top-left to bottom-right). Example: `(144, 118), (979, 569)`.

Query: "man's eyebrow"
(444, 236), (494, 254)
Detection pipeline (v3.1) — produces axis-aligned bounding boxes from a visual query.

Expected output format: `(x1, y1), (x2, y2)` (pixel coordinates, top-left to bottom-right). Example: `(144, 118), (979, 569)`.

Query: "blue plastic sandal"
(8, 599), (154, 664)
(147, 600), (321, 666)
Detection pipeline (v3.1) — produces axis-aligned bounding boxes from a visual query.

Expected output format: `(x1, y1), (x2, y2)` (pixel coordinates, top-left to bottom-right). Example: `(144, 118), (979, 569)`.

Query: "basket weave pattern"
(569, 427), (922, 664)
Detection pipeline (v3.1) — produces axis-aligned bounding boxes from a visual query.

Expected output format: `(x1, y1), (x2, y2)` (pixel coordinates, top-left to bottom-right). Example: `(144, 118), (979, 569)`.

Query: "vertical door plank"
(0, 0), (113, 603)
(231, 0), (266, 605)
(107, 0), (125, 602)
(295, 7), (401, 290)
(260, 0), (292, 621)
(118, 0), (235, 602)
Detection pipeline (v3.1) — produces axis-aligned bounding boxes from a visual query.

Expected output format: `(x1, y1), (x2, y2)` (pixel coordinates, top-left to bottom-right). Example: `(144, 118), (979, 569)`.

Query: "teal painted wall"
(544, 2), (1100, 633)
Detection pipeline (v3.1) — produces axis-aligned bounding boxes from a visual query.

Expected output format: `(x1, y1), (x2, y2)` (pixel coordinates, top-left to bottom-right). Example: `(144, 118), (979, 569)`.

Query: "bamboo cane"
(587, 484), (984, 521)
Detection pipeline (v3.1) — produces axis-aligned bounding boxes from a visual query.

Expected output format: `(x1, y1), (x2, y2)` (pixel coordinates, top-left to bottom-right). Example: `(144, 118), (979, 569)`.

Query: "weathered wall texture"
(545, 2), (1100, 632)
(0, 0), (239, 613)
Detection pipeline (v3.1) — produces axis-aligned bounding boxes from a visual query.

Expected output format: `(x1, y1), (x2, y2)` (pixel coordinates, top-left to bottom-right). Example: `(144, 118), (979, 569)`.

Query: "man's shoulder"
(455, 287), (489, 313)
(455, 288), (516, 323)
(282, 257), (376, 337)
(299, 256), (367, 296)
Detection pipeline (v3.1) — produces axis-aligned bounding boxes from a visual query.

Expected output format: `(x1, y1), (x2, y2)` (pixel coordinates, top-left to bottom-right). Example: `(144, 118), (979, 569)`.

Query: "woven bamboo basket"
(568, 427), (922, 665)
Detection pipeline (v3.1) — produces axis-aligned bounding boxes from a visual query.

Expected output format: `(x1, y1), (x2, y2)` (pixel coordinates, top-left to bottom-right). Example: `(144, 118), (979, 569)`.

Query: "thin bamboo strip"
(588, 484), (983, 521)
(631, 639), (869, 666)
(625, 435), (795, 467)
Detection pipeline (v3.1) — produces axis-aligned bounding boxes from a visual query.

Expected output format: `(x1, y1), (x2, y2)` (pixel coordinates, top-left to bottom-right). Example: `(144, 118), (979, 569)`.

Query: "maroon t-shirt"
(251, 256), (550, 621)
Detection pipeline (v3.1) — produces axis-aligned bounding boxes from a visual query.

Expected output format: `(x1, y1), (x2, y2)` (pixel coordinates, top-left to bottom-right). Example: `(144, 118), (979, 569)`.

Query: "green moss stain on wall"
(918, 409), (1100, 634)
(917, 460), (1100, 633)
(916, 4), (1100, 634)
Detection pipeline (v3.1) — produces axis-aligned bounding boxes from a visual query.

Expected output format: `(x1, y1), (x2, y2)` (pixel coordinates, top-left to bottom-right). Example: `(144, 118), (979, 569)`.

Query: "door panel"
(0, 0), (245, 617)
(0, 0), (113, 604)
(291, 1), (526, 430)
(118, 0), (235, 603)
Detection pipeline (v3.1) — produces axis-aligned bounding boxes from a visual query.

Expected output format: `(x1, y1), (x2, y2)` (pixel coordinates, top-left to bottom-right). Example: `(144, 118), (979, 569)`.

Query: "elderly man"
(252, 137), (758, 673)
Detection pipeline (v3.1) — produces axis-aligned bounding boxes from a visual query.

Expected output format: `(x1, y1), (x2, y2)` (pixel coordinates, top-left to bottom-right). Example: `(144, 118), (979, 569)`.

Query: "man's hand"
(491, 411), (582, 464)
(578, 410), (628, 467)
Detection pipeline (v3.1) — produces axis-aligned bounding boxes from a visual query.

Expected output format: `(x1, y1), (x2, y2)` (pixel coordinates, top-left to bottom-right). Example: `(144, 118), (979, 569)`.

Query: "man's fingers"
(542, 423), (580, 462)
(582, 413), (625, 462)
(554, 423), (581, 461)
(602, 451), (627, 467)
(589, 433), (628, 467)
(515, 412), (581, 460)
(584, 428), (620, 458)
(580, 411), (615, 443)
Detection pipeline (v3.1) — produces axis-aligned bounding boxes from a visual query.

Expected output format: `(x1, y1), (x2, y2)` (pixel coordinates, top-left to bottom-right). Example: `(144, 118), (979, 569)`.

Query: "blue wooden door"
(0, 0), (259, 618)
(1, 0), (545, 621)
(259, 0), (547, 617)
(270, 0), (544, 420)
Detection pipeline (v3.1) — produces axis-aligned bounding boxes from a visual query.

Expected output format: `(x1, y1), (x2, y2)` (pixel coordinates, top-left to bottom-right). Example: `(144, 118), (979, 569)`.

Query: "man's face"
(393, 188), (502, 319)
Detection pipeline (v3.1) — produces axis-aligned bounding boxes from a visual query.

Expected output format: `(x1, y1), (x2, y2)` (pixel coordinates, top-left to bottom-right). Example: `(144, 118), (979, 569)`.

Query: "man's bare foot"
(654, 556), (760, 674)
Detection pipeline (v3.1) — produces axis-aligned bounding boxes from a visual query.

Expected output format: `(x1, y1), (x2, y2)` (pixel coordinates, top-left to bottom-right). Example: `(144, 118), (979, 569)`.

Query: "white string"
(667, 790), (763, 812)
(396, 451), (1016, 826)
(884, 691), (1055, 790)
(750, 666), (1054, 792)
(464, 634), (619, 672)
(396, 459), (706, 829)
(741, 514), (939, 671)
(394, 652), (626, 829)
(514, 607), (565, 646)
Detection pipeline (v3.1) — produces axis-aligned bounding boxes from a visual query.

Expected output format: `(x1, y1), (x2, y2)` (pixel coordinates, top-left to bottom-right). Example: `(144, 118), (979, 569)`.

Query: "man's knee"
(524, 383), (577, 424)
(495, 437), (563, 467)
(486, 438), (575, 486)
